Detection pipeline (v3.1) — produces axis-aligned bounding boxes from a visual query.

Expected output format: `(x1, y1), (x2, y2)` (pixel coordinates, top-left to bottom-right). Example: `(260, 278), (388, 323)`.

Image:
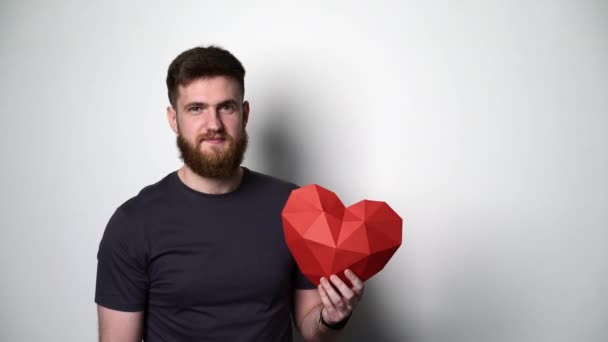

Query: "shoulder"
(100, 173), (175, 248)
(244, 168), (299, 195)
(117, 173), (176, 218)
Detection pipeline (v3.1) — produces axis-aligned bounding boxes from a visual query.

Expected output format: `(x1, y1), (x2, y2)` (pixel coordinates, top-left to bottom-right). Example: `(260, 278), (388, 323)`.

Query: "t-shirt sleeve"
(95, 208), (149, 312)
(293, 263), (316, 290)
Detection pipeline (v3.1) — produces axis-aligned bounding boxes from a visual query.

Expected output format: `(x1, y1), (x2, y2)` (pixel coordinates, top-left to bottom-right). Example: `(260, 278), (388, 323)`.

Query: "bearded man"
(95, 46), (364, 342)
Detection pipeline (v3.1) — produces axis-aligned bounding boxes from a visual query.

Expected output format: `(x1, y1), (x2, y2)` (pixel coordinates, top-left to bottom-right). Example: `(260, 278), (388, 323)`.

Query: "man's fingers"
(345, 269), (365, 296)
(317, 284), (336, 314)
(320, 277), (347, 312)
(329, 275), (355, 302)
(319, 271), (365, 319)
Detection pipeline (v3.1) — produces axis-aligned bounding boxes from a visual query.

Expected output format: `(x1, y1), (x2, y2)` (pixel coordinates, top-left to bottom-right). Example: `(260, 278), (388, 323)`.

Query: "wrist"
(318, 308), (352, 330)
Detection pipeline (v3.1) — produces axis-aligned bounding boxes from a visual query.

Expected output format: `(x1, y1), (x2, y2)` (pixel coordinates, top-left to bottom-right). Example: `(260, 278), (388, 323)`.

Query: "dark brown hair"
(166, 45), (246, 108)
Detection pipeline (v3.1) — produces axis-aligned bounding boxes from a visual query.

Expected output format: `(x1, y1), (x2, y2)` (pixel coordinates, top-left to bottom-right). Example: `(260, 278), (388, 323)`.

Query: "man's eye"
(220, 104), (235, 113)
(188, 106), (202, 112)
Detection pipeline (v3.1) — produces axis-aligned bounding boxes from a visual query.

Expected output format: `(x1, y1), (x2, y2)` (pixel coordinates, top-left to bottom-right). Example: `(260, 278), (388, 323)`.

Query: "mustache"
(199, 132), (232, 141)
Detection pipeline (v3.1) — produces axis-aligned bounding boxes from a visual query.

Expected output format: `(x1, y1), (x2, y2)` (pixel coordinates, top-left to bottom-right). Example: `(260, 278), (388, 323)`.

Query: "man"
(95, 46), (364, 341)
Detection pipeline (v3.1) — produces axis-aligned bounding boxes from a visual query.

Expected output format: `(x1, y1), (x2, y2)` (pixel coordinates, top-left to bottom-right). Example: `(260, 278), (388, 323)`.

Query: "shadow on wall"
(259, 102), (412, 341)
(257, 110), (304, 184)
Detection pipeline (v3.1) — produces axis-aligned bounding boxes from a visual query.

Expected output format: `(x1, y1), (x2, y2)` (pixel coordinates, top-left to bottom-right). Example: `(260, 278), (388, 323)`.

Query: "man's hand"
(317, 269), (364, 326)
(293, 269), (364, 341)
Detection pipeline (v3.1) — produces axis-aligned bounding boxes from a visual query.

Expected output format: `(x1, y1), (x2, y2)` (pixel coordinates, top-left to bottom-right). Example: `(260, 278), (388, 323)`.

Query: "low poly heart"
(282, 184), (403, 286)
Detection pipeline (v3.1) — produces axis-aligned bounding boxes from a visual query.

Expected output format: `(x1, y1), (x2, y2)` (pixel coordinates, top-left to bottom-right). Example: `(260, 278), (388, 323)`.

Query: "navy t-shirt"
(95, 168), (315, 341)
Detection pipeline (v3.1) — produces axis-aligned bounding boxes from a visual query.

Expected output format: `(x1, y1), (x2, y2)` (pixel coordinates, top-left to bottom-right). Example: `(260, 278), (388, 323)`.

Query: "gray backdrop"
(1, 1), (606, 341)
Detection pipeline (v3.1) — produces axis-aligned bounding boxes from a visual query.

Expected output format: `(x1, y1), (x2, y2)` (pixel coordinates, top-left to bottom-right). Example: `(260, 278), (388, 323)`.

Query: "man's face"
(167, 76), (250, 178)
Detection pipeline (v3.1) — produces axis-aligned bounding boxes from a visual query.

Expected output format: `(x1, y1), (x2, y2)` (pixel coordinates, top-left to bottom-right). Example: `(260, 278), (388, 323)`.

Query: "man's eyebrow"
(183, 101), (208, 110)
(216, 99), (239, 107)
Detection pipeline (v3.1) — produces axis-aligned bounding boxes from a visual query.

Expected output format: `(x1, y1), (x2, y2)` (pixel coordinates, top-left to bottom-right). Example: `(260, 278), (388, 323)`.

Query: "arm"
(294, 269), (365, 342)
(97, 305), (144, 342)
(95, 209), (149, 341)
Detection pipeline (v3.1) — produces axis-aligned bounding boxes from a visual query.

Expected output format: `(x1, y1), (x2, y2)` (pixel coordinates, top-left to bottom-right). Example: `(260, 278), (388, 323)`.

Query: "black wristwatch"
(319, 309), (352, 330)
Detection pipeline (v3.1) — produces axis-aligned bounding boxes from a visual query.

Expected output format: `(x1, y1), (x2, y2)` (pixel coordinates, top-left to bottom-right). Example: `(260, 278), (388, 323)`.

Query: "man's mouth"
(201, 136), (227, 145)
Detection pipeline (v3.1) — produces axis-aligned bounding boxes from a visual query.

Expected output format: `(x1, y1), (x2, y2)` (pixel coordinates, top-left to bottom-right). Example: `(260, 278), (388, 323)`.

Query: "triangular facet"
(287, 238), (325, 277)
(282, 211), (323, 235)
(337, 222), (370, 254)
(366, 224), (401, 253)
(304, 213), (338, 247)
(305, 240), (337, 276)
(332, 249), (368, 274)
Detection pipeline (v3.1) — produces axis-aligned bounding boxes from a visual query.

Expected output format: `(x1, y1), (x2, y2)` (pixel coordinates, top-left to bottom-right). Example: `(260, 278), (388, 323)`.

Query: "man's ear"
(242, 101), (250, 128)
(167, 106), (178, 134)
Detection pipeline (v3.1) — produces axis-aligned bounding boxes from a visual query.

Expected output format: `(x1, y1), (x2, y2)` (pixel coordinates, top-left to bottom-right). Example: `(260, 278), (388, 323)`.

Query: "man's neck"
(177, 166), (244, 195)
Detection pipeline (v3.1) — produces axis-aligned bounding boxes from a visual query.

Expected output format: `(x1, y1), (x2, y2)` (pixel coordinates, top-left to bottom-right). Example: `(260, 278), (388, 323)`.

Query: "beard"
(177, 129), (248, 178)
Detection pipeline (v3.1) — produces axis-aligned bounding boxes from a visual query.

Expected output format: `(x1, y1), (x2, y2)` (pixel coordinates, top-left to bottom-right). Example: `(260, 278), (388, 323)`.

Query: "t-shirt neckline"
(172, 167), (250, 199)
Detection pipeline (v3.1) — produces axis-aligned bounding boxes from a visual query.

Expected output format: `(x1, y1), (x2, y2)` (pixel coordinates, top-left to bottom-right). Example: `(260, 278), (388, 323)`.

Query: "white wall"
(1, 1), (606, 341)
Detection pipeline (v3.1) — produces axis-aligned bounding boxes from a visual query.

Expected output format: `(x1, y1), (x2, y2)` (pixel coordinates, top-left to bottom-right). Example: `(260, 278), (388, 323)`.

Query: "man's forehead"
(176, 76), (243, 105)
(179, 76), (240, 92)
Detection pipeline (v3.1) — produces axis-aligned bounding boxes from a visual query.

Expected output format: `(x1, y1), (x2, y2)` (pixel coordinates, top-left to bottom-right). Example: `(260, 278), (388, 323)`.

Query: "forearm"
(97, 305), (143, 342)
(299, 304), (341, 342)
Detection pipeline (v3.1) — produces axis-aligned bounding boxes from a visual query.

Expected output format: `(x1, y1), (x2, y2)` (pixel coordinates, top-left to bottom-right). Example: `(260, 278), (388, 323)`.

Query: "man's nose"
(205, 109), (223, 131)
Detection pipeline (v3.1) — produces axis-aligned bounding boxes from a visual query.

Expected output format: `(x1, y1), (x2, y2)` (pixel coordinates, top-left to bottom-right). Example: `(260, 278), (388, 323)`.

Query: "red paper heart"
(282, 184), (403, 286)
